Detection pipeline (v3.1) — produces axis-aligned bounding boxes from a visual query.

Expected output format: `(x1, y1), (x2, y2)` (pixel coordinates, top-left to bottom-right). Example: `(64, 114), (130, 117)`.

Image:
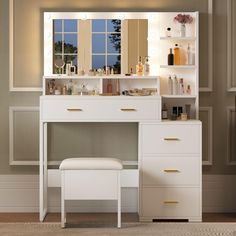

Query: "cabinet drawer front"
(142, 124), (200, 154)
(141, 156), (200, 186)
(41, 98), (160, 121)
(141, 187), (201, 218)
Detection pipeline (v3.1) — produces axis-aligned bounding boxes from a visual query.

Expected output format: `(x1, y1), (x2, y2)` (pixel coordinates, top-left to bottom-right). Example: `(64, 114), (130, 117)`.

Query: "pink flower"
(174, 14), (193, 24)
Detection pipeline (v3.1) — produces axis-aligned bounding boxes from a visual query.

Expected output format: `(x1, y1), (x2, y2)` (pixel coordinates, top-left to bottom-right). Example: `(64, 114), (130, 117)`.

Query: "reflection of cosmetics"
(136, 56), (144, 76)
(70, 66), (76, 75)
(144, 56), (150, 76)
(111, 68), (114, 75)
(66, 63), (71, 75)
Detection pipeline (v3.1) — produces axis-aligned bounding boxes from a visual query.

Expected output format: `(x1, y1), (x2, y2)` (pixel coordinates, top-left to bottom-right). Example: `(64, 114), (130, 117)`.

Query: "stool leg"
(117, 172), (121, 228)
(61, 171), (65, 228)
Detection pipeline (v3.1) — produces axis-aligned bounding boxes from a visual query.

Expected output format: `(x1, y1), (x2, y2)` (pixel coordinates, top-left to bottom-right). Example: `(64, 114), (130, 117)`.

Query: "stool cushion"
(59, 158), (123, 170)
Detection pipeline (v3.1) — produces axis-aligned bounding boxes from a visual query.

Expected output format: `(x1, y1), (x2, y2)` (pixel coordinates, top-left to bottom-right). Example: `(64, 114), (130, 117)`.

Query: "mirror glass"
(53, 19), (148, 74)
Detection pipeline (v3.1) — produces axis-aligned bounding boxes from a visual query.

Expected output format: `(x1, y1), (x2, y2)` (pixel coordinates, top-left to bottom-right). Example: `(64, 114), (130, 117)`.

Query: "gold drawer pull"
(67, 108), (83, 112)
(163, 201), (179, 204)
(164, 169), (180, 173)
(120, 108), (137, 112)
(164, 137), (180, 141)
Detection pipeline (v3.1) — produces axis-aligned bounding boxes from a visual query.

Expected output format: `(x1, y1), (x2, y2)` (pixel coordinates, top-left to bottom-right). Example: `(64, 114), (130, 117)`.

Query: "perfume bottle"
(186, 85), (191, 94)
(107, 79), (113, 93)
(67, 79), (73, 95)
(186, 44), (192, 65)
(173, 75), (179, 95)
(168, 48), (174, 65)
(162, 103), (168, 119)
(136, 56), (144, 75)
(174, 44), (180, 65)
(179, 78), (185, 95)
(168, 75), (173, 95)
(144, 56), (150, 76)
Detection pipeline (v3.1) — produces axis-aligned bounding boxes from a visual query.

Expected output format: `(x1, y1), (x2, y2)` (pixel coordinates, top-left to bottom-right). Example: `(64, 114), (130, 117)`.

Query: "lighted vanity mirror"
(44, 12), (161, 75)
(52, 18), (148, 75)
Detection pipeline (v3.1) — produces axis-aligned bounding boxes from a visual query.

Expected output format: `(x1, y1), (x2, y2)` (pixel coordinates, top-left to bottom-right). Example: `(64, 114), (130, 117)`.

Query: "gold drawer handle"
(163, 201), (179, 204)
(67, 108), (83, 112)
(164, 137), (180, 141)
(164, 169), (180, 173)
(120, 108), (137, 112)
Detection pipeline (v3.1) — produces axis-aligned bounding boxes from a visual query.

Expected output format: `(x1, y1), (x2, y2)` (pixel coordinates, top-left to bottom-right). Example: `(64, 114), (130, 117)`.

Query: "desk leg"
(40, 122), (48, 221)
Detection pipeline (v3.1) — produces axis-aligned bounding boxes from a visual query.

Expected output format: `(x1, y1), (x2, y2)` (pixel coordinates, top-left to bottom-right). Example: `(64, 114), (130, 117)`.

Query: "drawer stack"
(139, 121), (202, 222)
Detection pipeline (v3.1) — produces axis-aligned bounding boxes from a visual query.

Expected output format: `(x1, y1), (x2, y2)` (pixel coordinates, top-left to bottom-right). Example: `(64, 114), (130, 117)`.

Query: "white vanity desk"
(40, 11), (201, 222)
(40, 86), (201, 222)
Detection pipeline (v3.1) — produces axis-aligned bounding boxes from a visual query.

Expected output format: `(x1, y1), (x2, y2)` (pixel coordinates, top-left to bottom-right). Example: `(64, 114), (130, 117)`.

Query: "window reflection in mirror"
(53, 19), (147, 75)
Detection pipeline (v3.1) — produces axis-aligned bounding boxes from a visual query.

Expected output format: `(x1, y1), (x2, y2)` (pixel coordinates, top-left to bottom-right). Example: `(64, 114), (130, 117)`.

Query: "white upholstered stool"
(59, 158), (123, 228)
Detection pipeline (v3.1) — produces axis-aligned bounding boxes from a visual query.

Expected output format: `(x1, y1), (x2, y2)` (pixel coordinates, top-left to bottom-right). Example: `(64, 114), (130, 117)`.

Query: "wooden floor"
(0, 213), (236, 223)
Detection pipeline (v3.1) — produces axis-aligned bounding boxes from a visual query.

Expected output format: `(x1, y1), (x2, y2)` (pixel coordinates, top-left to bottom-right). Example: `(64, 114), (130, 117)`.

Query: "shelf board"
(160, 65), (196, 69)
(43, 75), (160, 80)
(162, 95), (197, 98)
(160, 36), (196, 41)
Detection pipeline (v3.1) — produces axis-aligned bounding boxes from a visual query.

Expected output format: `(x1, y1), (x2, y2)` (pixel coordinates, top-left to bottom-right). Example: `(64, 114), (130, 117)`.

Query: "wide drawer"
(141, 187), (201, 218)
(141, 155), (200, 186)
(40, 97), (160, 121)
(142, 123), (200, 154)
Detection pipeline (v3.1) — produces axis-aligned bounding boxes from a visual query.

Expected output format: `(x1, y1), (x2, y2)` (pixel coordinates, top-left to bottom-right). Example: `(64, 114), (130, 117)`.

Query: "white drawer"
(40, 97), (160, 121)
(141, 155), (200, 186)
(142, 123), (200, 154)
(141, 187), (201, 218)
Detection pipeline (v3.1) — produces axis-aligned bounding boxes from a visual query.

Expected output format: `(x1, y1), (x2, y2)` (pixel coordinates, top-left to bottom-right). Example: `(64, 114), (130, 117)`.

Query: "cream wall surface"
(0, 0), (235, 175)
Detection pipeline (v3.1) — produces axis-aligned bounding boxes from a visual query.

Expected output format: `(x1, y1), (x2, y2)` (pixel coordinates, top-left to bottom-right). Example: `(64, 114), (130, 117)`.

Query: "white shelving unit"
(43, 75), (160, 96)
(157, 12), (199, 120)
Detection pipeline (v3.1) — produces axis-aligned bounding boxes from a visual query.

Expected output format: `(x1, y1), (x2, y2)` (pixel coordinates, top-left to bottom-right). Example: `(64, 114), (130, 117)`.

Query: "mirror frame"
(44, 12), (159, 75)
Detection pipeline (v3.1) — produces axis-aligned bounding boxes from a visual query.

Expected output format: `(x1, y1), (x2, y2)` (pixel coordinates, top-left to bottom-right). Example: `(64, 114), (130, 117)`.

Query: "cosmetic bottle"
(67, 79), (73, 95)
(168, 48), (174, 65)
(115, 79), (120, 95)
(107, 79), (113, 93)
(168, 75), (173, 95)
(144, 56), (150, 75)
(62, 84), (67, 95)
(136, 56), (144, 76)
(173, 75), (178, 95)
(187, 44), (192, 65)
(186, 85), (191, 94)
(162, 103), (168, 119)
(179, 78), (185, 95)
(174, 44), (180, 65)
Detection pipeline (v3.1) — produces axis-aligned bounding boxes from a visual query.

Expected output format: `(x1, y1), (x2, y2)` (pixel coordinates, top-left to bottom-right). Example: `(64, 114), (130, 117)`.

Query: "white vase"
(180, 23), (186, 37)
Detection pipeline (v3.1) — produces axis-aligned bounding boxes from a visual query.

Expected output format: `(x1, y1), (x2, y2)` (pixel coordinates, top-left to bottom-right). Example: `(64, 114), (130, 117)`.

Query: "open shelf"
(43, 75), (160, 80)
(160, 65), (196, 69)
(162, 95), (197, 98)
(160, 36), (196, 41)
